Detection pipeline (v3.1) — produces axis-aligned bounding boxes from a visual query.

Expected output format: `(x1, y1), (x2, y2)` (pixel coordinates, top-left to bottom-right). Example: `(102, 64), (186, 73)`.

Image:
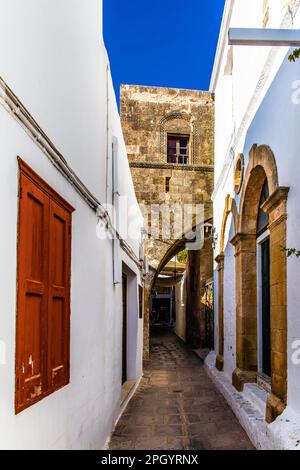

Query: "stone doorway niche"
(231, 144), (289, 423)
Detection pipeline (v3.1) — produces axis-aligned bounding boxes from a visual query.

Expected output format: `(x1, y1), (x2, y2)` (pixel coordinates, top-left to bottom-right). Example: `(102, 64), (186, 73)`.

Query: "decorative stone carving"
(234, 153), (244, 195)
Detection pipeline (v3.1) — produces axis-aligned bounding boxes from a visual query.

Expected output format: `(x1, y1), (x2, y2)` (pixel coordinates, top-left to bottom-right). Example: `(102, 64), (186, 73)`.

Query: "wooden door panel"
(50, 298), (66, 388)
(52, 212), (66, 287)
(23, 296), (43, 402)
(23, 181), (47, 283)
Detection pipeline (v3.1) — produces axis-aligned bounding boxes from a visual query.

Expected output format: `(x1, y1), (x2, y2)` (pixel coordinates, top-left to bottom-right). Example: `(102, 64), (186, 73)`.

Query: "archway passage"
(145, 227), (214, 358)
(231, 145), (289, 423)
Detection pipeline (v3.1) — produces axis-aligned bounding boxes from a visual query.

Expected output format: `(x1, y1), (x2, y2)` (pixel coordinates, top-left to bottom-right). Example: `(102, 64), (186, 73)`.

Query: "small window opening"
(165, 177), (171, 193)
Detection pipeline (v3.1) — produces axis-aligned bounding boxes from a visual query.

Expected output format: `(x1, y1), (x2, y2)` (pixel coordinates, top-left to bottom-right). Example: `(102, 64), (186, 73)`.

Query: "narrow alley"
(2, 0), (300, 453)
(109, 330), (254, 451)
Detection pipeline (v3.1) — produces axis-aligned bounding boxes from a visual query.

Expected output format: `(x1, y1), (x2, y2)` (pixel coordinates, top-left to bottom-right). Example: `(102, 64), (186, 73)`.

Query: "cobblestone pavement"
(109, 330), (254, 450)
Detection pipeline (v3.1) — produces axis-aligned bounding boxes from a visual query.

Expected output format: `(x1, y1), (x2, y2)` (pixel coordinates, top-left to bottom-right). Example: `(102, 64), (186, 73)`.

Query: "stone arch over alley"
(142, 220), (214, 359)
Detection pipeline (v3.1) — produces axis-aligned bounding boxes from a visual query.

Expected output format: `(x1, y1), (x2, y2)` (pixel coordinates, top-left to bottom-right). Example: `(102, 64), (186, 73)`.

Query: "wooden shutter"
(16, 173), (50, 412)
(48, 200), (71, 390)
(16, 160), (74, 413)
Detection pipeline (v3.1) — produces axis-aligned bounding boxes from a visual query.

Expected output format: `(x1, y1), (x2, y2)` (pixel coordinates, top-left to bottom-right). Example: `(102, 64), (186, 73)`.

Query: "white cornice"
(210, 0), (235, 93)
(0, 76), (143, 271)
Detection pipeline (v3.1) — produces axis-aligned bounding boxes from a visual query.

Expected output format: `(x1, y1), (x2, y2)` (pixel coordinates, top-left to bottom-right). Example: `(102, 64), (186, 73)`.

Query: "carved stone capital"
(262, 186), (289, 214)
(215, 253), (225, 271)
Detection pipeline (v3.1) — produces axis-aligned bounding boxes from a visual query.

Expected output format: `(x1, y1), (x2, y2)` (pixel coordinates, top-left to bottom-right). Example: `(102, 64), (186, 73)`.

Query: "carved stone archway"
(231, 144), (289, 423)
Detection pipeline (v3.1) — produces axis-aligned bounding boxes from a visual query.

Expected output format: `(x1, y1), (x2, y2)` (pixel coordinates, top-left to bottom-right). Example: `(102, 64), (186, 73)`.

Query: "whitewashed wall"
(212, 0), (300, 438)
(0, 0), (143, 450)
(223, 216), (236, 380)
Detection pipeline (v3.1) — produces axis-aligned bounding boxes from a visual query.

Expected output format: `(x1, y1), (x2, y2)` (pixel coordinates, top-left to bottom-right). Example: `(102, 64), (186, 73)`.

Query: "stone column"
(215, 253), (225, 371)
(263, 187), (289, 423)
(231, 233), (258, 391)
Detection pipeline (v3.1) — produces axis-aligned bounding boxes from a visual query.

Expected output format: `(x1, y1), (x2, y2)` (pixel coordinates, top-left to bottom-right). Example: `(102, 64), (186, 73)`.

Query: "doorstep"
(204, 351), (300, 450)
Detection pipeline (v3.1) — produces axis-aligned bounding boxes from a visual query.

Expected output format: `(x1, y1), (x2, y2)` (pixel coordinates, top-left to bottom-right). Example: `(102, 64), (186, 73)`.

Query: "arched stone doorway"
(231, 144), (289, 423)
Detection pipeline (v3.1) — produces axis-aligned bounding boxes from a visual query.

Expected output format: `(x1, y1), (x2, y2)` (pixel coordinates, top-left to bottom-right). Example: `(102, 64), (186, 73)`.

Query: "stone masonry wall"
(120, 85), (214, 359)
(120, 85), (214, 270)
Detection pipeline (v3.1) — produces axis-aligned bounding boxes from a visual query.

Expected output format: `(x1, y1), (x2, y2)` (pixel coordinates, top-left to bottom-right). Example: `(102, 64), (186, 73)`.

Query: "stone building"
(206, 0), (300, 450)
(120, 85), (214, 356)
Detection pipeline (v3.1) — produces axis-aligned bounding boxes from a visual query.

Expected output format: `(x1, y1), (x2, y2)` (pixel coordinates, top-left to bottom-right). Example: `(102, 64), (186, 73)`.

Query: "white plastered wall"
(0, 0), (143, 449)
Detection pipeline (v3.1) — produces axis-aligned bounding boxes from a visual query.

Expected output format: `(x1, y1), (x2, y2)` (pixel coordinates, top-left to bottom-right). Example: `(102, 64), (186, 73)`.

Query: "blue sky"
(103, 0), (225, 105)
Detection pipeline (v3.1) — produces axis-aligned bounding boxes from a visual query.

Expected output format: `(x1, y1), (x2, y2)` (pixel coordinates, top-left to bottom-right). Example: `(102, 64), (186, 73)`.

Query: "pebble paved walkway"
(109, 330), (254, 450)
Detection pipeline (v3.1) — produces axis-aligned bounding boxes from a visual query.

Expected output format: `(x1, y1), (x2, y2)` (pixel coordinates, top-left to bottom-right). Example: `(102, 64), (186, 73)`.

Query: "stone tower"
(120, 85), (214, 356)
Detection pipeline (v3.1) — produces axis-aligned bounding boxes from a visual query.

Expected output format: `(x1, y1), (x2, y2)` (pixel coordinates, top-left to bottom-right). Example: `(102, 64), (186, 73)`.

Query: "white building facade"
(206, 0), (300, 450)
(0, 0), (144, 449)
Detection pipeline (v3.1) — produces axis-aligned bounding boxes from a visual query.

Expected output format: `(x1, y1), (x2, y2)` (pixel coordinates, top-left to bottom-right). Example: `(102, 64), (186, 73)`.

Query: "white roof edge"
(209, 0), (235, 93)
